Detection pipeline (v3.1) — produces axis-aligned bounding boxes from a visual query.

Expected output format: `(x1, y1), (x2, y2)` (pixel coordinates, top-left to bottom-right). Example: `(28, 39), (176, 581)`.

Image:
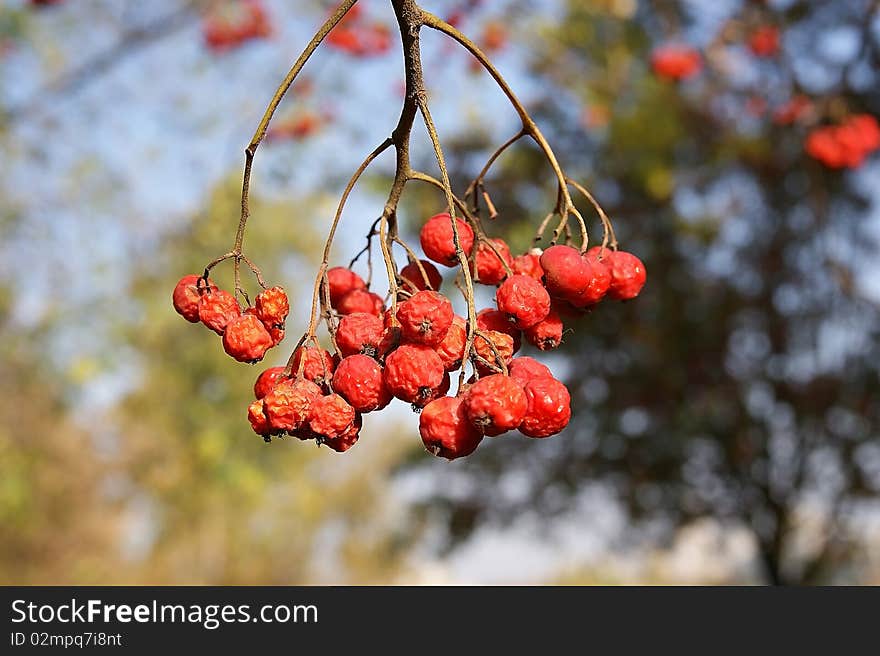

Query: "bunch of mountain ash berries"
(173, 212), (645, 460)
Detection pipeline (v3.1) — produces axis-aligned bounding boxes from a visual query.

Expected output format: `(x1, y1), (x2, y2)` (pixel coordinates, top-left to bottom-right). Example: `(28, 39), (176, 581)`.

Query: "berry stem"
(567, 177), (618, 250)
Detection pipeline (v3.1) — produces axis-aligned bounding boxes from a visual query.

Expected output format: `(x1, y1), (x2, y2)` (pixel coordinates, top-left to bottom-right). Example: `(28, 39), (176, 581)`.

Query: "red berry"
(472, 238), (512, 285)
(290, 346), (336, 387)
(414, 370), (451, 409)
(336, 312), (385, 358)
(476, 308), (522, 353)
(254, 366), (287, 399)
(327, 267), (367, 307)
(510, 251), (544, 281)
(524, 310), (563, 350)
(222, 314), (273, 362)
(419, 396), (483, 460)
(569, 247), (612, 306)
(396, 290), (454, 346)
(473, 330), (514, 374)
(383, 344), (445, 404)
(400, 259), (443, 291)
(172, 274), (217, 322)
(419, 212), (475, 267)
(332, 354), (392, 413)
(308, 393), (356, 440)
(519, 377), (571, 438)
(495, 274), (551, 329)
(198, 289), (241, 335)
(247, 399), (271, 437)
(463, 374), (528, 437)
(540, 245), (593, 302)
(336, 288), (385, 316)
(267, 324), (285, 346)
(507, 356), (553, 387)
(255, 285), (289, 328)
(321, 414), (362, 453)
(606, 250), (647, 300)
(651, 44), (702, 80)
(263, 378), (322, 434)
(434, 316), (467, 371)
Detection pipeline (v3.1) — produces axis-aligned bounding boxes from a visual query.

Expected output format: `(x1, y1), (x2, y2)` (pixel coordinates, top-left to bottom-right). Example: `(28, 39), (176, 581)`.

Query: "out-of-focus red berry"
(651, 44), (702, 80)
(510, 251), (544, 281)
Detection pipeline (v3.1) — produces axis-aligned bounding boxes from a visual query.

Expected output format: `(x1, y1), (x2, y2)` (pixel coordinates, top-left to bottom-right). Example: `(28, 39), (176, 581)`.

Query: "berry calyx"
(383, 343), (445, 404)
(463, 374), (528, 436)
(254, 366), (287, 399)
(606, 250), (647, 301)
(518, 376), (571, 438)
(327, 267), (367, 307)
(336, 312), (385, 358)
(173, 274), (217, 323)
(222, 313), (274, 363)
(419, 396), (483, 460)
(495, 274), (551, 329)
(198, 289), (241, 335)
(332, 354), (392, 413)
(396, 290), (454, 346)
(419, 212), (475, 267)
(400, 259), (443, 291)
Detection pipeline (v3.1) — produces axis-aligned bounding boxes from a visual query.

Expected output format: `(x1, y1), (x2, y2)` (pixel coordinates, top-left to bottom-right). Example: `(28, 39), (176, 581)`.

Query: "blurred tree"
(401, 0), (880, 585)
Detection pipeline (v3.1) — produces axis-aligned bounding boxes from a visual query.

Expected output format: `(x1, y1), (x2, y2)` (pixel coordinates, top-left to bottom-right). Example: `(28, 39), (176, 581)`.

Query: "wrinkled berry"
(396, 290), (454, 346)
(476, 308), (522, 353)
(420, 396), (483, 460)
(400, 259), (443, 291)
(510, 251), (544, 281)
(198, 289), (241, 335)
(540, 245), (594, 302)
(463, 374), (528, 437)
(495, 274), (551, 329)
(254, 366), (287, 399)
(222, 314), (274, 363)
(524, 310), (563, 351)
(173, 274), (217, 323)
(473, 238), (512, 286)
(247, 399), (271, 437)
(507, 356), (553, 388)
(420, 212), (475, 267)
(473, 330), (514, 374)
(321, 414), (362, 453)
(290, 346), (336, 387)
(308, 393), (356, 440)
(263, 378), (322, 434)
(255, 285), (289, 328)
(606, 250), (646, 301)
(327, 267), (367, 307)
(519, 377), (571, 438)
(336, 288), (385, 316)
(383, 343), (445, 404)
(434, 316), (467, 371)
(332, 354), (392, 413)
(336, 312), (385, 358)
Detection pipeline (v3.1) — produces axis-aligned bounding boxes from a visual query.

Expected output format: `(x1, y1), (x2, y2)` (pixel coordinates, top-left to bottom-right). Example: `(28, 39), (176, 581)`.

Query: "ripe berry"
(651, 44), (702, 81)
(495, 274), (551, 329)
(396, 290), (454, 346)
(222, 314), (273, 363)
(476, 308), (522, 352)
(255, 285), (289, 328)
(247, 399), (271, 437)
(290, 346), (336, 387)
(332, 354), (392, 413)
(419, 212), (475, 267)
(473, 330), (514, 374)
(308, 393), (356, 440)
(173, 274), (216, 322)
(519, 377), (571, 438)
(254, 366), (287, 399)
(267, 324), (285, 346)
(524, 310), (563, 351)
(434, 316), (467, 371)
(414, 370), (451, 409)
(336, 312), (385, 358)
(198, 289), (241, 335)
(472, 238), (512, 285)
(419, 396), (483, 460)
(263, 378), (322, 434)
(327, 267), (367, 307)
(383, 343), (445, 404)
(463, 374), (528, 436)
(540, 245), (593, 302)
(321, 414), (362, 453)
(507, 356), (553, 387)
(606, 250), (647, 301)
(336, 288), (385, 316)
(569, 247), (611, 306)
(400, 259), (443, 291)
(510, 251), (544, 281)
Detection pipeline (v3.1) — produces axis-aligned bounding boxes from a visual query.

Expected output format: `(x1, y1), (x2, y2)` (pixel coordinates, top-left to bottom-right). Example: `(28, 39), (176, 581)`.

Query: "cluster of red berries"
(202, 0), (271, 53)
(214, 211), (645, 460)
(805, 114), (880, 169)
(172, 275), (288, 363)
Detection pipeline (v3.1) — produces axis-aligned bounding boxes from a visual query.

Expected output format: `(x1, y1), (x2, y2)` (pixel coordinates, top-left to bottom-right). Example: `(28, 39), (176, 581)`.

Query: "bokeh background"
(2, 0), (879, 585)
